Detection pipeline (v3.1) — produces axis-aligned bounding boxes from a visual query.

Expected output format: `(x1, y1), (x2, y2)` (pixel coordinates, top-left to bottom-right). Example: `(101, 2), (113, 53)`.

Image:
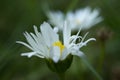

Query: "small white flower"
(47, 7), (103, 30)
(66, 7), (103, 30)
(47, 11), (64, 29)
(17, 21), (95, 63)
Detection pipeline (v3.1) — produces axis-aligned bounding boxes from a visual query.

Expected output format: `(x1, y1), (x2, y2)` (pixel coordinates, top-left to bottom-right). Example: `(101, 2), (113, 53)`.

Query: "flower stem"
(97, 41), (106, 75)
(81, 56), (103, 80)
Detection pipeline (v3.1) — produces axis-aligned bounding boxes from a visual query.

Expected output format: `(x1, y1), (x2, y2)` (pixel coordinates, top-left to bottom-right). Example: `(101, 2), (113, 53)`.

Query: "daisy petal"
(40, 22), (59, 47)
(71, 50), (85, 57)
(60, 48), (69, 60)
(21, 52), (37, 58)
(50, 46), (60, 63)
(63, 21), (71, 46)
(16, 41), (33, 50)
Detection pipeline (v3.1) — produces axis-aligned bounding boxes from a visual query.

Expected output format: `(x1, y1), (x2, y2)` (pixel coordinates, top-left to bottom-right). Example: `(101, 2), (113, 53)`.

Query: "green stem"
(81, 56), (103, 80)
(97, 41), (106, 75)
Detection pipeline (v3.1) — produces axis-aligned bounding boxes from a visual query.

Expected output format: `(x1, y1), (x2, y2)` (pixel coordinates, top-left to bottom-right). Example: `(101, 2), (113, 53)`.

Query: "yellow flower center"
(53, 41), (65, 53)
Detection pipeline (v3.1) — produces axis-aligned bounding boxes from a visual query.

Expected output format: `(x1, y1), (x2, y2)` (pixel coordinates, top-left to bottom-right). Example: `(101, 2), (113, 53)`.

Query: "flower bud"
(97, 27), (113, 42)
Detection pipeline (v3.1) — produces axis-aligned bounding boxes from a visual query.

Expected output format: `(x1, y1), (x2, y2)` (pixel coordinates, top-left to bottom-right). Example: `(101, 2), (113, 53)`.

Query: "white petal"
(33, 25), (41, 38)
(16, 41), (33, 50)
(33, 26), (49, 57)
(83, 38), (96, 46)
(71, 50), (85, 57)
(63, 21), (71, 46)
(29, 32), (49, 57)
(50, 46), (60, 63)
(23, 32), (38, 51)
(60, 48), (69, 60)
(53, 27), (59, 33)
(66, 12), (74, 21)
(21, 52), (37, 58)
(30, 33), (45, 51)
(81, 32), (89, 42)
(77, 38), (96, 49)
(21, 52), (45, 58)
(71, 29), (81, 43)
(40, 22), (59, 47)
(47, 11), (64, 30)
(34, 53), (45, 58)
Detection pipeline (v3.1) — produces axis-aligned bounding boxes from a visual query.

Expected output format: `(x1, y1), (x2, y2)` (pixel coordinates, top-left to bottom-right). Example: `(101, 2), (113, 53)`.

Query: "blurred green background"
(0, 0), (120, 80)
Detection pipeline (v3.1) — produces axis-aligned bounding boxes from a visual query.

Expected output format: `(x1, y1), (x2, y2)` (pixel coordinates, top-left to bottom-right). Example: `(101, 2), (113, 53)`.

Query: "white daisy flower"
(47, 11), (64, 29)
(16, 21), (95, 63)
(16, 21), (102, 79)
(66, 7), (103, 30)
(47, 7), (102, 30)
